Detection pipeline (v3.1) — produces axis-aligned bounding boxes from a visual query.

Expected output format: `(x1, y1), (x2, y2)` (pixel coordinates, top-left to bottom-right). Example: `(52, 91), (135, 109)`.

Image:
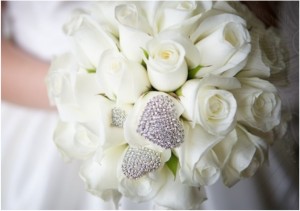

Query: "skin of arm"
(1, 38), (53, 110)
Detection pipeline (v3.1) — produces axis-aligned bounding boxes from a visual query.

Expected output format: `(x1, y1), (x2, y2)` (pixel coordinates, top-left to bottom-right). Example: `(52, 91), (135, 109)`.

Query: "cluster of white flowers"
(46, 1), (288, 209)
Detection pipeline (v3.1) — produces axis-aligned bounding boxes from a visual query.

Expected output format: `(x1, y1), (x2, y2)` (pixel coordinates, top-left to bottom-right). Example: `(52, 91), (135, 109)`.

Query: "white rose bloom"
(212, 129), (238, 168)
(117, 156), (169, 202)
(64, 13), (118, 69)
(190, 12), (251, 77)
(46, 53), (103, 122)
(215, 2), (286, 81)
(175, 121), (223, 187)
(192, 150), (221, 186)
(215, 1), (265, 30)
(260, 27), (287, 75)
(90, 2), (120, 37)
(134, 1), (163, 29)
(79, 145), (126, 205)
(179, 75), (241, 136)
(124, 91), (185, 151)
(115, 3), (152, 62)
(53, 121), (99, 162)
(153, 1), (198, 33)
(153, 167), (207, 210)
(96, 96), (133, 150)
(232, 77), (282, 132)
(238, 28), (286, 80)
(53, 93), (131, 161)
(152, 30), (201, 68)
(237, 28), (271, 78)
(65, 74), (106, 122)
(154, 1), (213, 35)
(97, 49), (150, 104)
(46, 53), (77, 106)
(216, 125), (268, 187)
(146, 38), (188, 92)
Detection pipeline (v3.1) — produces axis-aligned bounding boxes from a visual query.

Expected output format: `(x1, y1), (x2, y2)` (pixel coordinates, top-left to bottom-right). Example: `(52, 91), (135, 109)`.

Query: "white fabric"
(1, 2), (298, 210)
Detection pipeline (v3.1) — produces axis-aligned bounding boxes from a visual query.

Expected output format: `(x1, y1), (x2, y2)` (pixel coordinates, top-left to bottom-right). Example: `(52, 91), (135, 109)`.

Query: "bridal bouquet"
(46, 1), (288, 209)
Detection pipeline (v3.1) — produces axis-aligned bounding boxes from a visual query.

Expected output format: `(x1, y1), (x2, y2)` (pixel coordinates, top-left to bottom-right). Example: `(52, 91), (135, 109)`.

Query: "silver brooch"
(111, 107), (126, 128)
(137, 95), (184, 149)
(122, 147), (161, 179)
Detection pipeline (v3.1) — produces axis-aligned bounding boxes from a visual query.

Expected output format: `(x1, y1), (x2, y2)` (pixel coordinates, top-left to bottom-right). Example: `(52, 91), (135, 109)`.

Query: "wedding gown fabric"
(1, 2), (298, 210)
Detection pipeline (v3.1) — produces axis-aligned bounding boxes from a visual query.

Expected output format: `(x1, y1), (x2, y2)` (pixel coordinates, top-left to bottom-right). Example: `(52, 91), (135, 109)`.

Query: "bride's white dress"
(1, 2), (298, 210)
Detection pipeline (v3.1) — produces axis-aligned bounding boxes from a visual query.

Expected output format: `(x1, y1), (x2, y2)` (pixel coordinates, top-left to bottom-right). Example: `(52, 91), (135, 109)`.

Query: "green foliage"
(86, 68), (96, 73)
(141, 48), (149, 60)
(166, 152), (179, 178)
(188, 65), (202, 79)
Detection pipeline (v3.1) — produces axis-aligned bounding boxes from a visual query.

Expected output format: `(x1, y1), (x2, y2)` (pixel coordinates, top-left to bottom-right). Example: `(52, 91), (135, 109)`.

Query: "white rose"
(96, 96), (133, 150)
(260, 28), (287, 75)
(115, 3), (152, 62)
(54, 93), (131, 160)
(146, 38), (188, 92)
(237, 28), (271, 78)
(117, 147), (170, 202)
(46, 53), (103, 122)
(151, 30), (201, 68)
(53, 121), (99, 161)
(117, 170), (168, 203)
(79, 145), (126, 204)
(215, 1), (265, 30)
(190, 12), (251, 77)
(90, 2), (120, 37)
(153, 1), (197, 33)
(175, 121), (223, 187)
(134, 1), (163, 31)
(226, 2), (286, 81)
(153, 166), (207, 210)
(238, 28), (286, 80)
(64, 13), (118, 69)
(97, 49), (150, 104)
(124, 91), (185, 151)
(179, 75), (241, 136)
(46, 53), (77, 106)
(153, 1), (212, 35)
(212, 129), (238, 168)
(232, 77), (282, 132)
(216, 125), (268, 187)
(192, 150), (220, 186)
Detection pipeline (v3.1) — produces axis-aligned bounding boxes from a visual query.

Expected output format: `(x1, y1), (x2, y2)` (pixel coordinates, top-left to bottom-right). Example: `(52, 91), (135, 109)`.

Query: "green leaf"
(166, 152), (179, 178)
(167, 92), (180, 100)
(87, 68), (96, 73)
(188, 65), (202, 79)
(97, 93), (110, 100)
(141, 59), (147, 69)
(175, 87), (183, 97)
(141, 47), (149, 60)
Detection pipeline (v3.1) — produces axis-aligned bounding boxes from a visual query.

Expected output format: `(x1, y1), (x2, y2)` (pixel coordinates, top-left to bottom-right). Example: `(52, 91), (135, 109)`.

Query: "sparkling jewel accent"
(111, 107), (126, 128)
(137, 95), (184, 149)
(122, 147), (161, 179)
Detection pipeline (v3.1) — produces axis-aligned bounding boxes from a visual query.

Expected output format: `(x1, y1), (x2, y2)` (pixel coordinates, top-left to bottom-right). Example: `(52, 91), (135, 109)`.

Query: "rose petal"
(115, 3), (152, 62)
(64, 13), (118, 69)
(154, 167), (207, 209)
(53, 121), (99, 161)
(175, 121), (223, 186)
(79, 145), (126, 202)
(117, 158), (168, 202)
